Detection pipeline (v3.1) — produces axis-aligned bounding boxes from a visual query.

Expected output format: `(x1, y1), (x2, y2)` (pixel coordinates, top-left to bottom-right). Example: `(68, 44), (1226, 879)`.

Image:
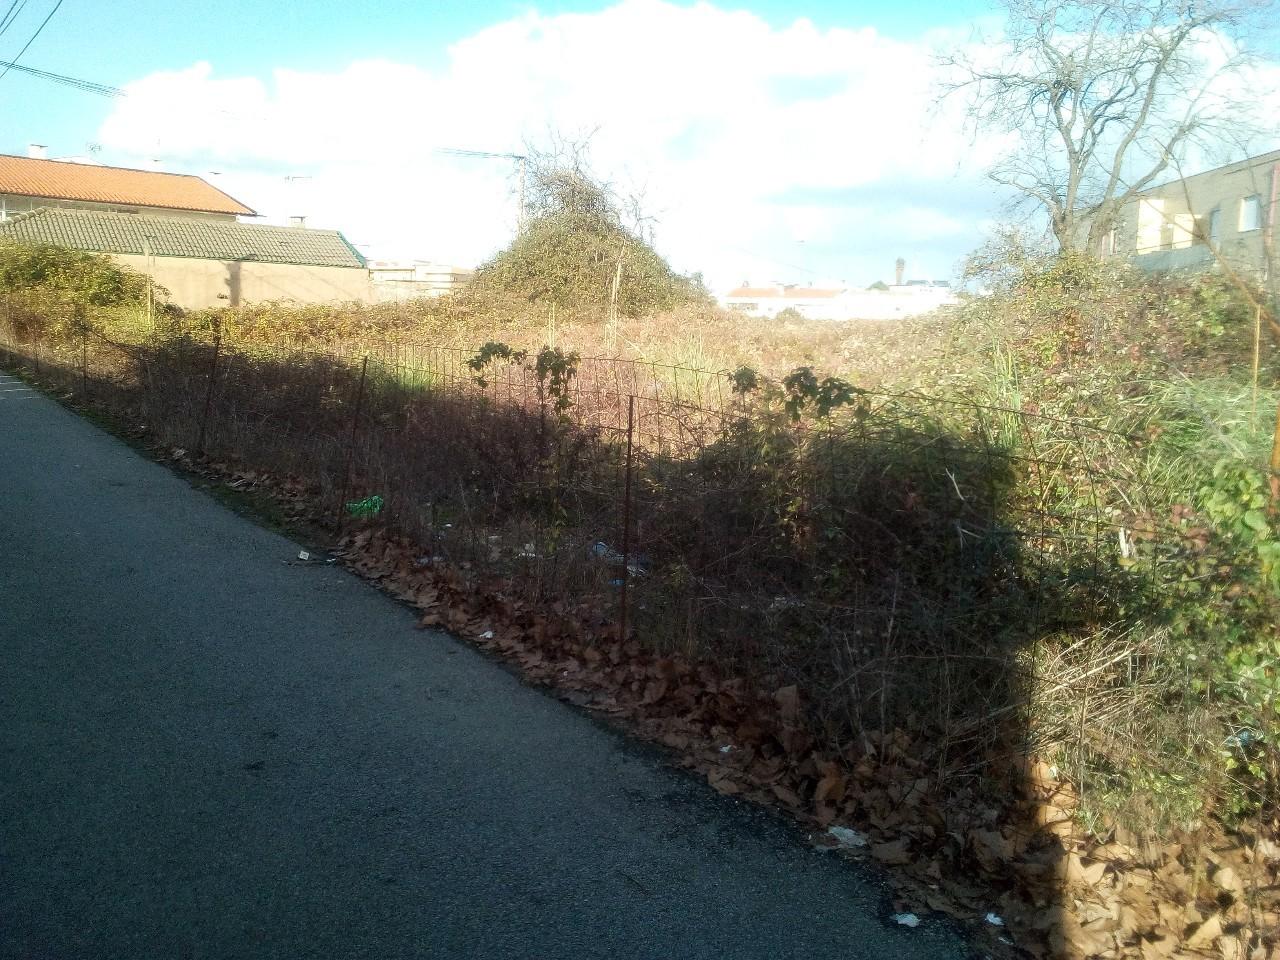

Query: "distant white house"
(368, 259), (474, 301)
(722, 281), (957, 321)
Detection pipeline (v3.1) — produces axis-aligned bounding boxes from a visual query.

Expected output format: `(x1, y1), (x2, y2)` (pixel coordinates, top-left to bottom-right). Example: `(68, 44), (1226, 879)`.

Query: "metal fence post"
(335, 354), (370, 532)
(618, 394), (636, 642)
(78, 308), (88, 398)
(195, 316), (222, 455)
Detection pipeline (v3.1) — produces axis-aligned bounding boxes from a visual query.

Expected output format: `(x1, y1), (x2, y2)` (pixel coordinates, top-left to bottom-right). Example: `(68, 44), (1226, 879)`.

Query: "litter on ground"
(346, 495), (384, 518)
(827, 825), (869, 848)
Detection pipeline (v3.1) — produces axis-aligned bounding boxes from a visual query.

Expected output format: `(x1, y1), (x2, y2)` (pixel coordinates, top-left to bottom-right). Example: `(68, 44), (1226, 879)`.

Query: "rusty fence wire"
(0, 311), (1229, 797)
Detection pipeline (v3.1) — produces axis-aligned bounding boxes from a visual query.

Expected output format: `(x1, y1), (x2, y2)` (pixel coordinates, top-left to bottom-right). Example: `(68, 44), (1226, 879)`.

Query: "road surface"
(0, 370), (970, 959)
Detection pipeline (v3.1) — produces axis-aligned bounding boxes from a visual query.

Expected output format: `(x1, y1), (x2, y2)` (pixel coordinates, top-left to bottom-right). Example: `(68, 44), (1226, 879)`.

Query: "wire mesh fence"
(2, 305), (1262, 814)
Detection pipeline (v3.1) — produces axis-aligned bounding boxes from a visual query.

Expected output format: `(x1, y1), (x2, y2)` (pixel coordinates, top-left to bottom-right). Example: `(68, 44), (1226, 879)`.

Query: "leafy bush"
(0, 241), (151, 307)
(472, 158), (708, 318)
(468, 341), (581, 415)
(949, 251), (1280, 830)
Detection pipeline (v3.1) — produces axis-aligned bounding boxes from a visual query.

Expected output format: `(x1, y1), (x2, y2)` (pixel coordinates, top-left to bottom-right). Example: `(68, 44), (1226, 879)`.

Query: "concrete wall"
(114, 254), (373, 310)
(829, 288), (957, 320)
(368, 262), (474, 302)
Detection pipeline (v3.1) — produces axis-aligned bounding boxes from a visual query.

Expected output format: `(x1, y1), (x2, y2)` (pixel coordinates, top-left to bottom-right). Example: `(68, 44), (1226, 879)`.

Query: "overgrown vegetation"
(6, 230), (1280, 956)
(0, 240), (151, 307)
(471, 150), (710, 318)
(948, 248), (1280, 832)
(0, 240), (158, 340)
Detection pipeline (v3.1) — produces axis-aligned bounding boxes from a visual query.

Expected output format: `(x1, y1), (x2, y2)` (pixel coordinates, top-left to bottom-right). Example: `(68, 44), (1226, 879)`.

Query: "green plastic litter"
(346, 495), (384, 518)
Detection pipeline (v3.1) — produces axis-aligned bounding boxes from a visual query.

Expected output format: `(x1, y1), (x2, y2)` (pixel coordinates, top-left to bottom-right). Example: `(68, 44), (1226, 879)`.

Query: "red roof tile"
(0, 155), (256, 216)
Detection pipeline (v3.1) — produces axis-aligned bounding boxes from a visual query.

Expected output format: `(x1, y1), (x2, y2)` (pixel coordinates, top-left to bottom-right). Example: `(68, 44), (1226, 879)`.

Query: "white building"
(722, 281), (957, 321)
(367, 259), (475, 301)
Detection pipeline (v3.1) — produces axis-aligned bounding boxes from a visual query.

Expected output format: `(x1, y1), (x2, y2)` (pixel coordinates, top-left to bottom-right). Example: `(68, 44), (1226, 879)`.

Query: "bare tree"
(943, 0), (1271, 252)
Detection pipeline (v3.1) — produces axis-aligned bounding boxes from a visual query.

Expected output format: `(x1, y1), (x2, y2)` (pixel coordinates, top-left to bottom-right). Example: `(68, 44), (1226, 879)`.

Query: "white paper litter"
(480, 630), (495, 639)
(985, 912), (1004, 927)
(827, 826), (869, 848)
(892, 913), (921, 928)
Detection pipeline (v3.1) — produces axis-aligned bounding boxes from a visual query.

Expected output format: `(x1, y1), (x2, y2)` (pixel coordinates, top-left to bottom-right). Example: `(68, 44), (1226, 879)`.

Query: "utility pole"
(143, 235), (155, 331)
(516, 155), (527, 234)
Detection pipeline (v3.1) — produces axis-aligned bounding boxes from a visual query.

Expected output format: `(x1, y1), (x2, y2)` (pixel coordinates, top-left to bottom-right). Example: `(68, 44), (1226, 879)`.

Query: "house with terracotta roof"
(0, 152), (372, 308)
(0, 153), (255, 222)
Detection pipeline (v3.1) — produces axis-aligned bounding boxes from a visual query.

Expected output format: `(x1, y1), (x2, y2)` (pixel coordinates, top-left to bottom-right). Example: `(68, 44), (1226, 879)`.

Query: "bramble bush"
(0, 241), (159, 341)
(472, 157), (709, 318)
(955, 247), (1280, 830)
(0, 241), (151, 308)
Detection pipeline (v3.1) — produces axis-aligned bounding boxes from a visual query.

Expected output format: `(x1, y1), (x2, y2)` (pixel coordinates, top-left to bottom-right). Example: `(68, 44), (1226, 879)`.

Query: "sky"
(0, 0), (1273, 291)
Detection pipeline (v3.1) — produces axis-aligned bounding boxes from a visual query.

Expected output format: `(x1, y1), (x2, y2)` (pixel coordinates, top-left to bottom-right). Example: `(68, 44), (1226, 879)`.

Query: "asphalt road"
(0, 370), (971, 960)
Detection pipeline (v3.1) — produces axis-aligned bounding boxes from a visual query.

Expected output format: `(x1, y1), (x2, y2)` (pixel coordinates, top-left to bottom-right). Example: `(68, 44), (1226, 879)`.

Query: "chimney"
(894, 257), (905, 286)
(288, 216), (307, 229)
(28, 143), (47, 160)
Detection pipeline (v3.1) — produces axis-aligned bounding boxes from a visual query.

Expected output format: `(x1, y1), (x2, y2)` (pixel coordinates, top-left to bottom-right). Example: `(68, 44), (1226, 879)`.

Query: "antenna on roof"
(435, 147), (528, 235)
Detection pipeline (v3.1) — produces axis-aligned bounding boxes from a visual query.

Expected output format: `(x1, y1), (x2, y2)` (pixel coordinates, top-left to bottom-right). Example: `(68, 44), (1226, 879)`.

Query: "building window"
(1240, 194), (1263, 232)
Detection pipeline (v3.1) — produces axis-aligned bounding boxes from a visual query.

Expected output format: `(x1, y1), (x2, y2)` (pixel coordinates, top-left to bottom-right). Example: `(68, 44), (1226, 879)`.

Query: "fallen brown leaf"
(872, 837), (912, 866)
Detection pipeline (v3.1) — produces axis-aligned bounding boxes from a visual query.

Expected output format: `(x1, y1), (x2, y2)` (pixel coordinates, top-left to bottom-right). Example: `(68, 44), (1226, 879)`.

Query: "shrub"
(472, 158), (708, 318)
(0, 241), (151, 307)
(948, 250), (1280, 830)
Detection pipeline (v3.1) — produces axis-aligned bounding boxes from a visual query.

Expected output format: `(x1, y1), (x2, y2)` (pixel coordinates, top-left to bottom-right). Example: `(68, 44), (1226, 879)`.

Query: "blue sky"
(0, 0), (1270, 290)
(4, 0), (991, 155)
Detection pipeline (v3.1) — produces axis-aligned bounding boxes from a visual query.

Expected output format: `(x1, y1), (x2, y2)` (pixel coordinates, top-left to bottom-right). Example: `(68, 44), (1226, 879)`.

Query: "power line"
(1, 58), (529, 235)
(435, 147), (528, 232)
(435, 147), (525, 161)
(723, 244), (819, 277)
(0, 58), (121, 96)
(0, 0), (29, 38)
(0, 0), (64, 81)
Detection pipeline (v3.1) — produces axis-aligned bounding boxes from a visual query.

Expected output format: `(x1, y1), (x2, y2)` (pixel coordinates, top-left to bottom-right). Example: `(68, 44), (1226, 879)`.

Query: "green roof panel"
(0, 207), (366, 269)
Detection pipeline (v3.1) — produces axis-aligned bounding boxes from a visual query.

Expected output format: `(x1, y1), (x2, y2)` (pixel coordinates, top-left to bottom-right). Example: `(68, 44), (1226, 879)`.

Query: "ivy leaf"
(1241, 509), (1269, 534)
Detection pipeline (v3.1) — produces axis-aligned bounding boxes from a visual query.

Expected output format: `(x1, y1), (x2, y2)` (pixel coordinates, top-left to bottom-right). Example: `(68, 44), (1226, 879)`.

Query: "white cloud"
(98, 0), (1015, 289)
